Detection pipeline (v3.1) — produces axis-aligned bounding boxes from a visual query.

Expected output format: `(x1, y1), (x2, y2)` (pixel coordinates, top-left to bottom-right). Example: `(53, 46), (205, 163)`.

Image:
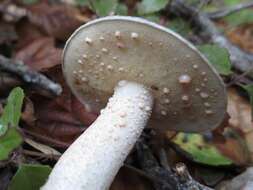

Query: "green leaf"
(225, 9), (253, 27)
(142, 14), (161, 23)
(90, 0), (118, 16)
(22, 0), (38, 4)
(137, 0), (169, 15)
(75, 0), (90, 6)
(242, 84), (253, 118)
(198, 44), (232, 75)
(168, 18), (192, 37)
(172, 133), (233, 166)
(222, 0), (253, 26)
(0, 87), (24, 136)
(8, 164), (52, 190)
(224, 0), (245, 6)
(115, 3), (128, 15)
(0, 127), (23, 161)
(203, 0), (253, 27)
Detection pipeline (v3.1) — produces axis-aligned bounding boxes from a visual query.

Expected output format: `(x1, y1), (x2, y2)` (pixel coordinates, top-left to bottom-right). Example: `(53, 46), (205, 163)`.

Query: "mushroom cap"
(63, 16), (227, 132)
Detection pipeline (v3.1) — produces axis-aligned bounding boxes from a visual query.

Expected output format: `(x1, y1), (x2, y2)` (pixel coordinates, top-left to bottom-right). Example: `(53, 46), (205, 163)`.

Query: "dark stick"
(169, 0), (253, 75)
(0, 55), (62, 96)
(135, 140), (212, 190)
(207, 1), (253, 19)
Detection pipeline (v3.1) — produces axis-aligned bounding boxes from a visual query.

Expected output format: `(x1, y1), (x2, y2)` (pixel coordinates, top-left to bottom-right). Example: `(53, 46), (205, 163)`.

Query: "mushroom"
(41, 16), (227, 190)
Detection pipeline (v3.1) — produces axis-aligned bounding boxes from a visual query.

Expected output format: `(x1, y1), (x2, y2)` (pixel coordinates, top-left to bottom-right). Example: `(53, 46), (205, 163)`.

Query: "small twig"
(22, 128), (69, 148)
(136, 139), (212, 190)
(0, 55), (62, 96)
(169, 0), (253, 76)
(124, 164), (168, 184)
(207, 1), (253, 19)
(158, 148), (171, 171)
(136, 140), (175, 190)
(175, 163), (212, 190)
(22, 149), (61, 160)
(226, 66), (253, 87)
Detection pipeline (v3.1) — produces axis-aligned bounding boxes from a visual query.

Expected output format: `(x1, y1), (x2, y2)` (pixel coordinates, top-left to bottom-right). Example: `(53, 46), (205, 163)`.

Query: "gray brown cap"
(63, 16), (227, 132)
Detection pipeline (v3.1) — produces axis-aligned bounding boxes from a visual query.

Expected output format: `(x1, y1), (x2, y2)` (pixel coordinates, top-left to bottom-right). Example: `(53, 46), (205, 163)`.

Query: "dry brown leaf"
(214, 88), (253, 165)
(15, 20), (45, 50)
(71, 95), (98, 126)
(24, 89), (94, 145)
(26, 2), (88, 40)
(227, 88), (253, 133)
(15, 37), (62, 71)
(26, 122), (85, 146)
(21, 97), (36, 126)
(227, 88), (253, 162)
(227, 24), (253, 54)
(214, 133), (250, 165)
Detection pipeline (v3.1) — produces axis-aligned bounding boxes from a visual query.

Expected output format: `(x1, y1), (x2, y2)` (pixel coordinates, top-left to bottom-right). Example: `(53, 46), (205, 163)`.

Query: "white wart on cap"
(63, 16), (227, 132)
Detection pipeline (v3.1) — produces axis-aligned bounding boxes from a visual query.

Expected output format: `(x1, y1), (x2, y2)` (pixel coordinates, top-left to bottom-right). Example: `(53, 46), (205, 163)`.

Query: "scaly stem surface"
(41, 81), (153, 190)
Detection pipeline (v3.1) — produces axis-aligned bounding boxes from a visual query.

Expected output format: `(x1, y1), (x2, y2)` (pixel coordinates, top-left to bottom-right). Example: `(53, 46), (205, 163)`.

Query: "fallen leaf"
(171, 133), (233, 166)
(21, 98), (36, 127)
(15, 37), (62, 71)
(214, 88), (253, 165)
(227, 24), (253, 54)
(214, 129), (250, 165)
(24, 75), (98, 144)
(26, 2), (86, 40)
(227, 88), (252, 133)
(33, 91), (80, 125)
(71, 95), (98, 126)
(171, 88), (253, 166)
(15, 20), (45, 51)
(25, 123), (84, 146)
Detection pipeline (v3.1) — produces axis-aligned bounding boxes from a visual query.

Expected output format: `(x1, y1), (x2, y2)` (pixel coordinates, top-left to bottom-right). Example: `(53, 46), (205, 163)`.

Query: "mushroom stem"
(41, 81), (153, 190)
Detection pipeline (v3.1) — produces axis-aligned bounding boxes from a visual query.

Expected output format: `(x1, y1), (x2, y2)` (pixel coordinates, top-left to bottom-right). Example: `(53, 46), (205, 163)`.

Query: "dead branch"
(169, 0), (253, 75)
(207, 1), (253, 19)
(136, 140), (212, 190)
(0, 55), (62, 96)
